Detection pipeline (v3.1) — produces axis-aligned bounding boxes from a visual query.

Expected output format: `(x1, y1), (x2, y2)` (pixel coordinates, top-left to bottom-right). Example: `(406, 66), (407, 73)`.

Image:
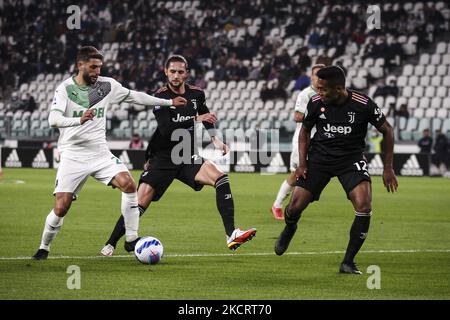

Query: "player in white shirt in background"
(270, 64), (325, 220)
(32, 46), (187, 259)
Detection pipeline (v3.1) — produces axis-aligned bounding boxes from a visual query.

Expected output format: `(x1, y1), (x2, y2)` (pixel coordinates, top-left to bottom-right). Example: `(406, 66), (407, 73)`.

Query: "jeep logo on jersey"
(172, 114), (194, 122)
(72, 107), (105, 118)
(323, 123), (352, 135)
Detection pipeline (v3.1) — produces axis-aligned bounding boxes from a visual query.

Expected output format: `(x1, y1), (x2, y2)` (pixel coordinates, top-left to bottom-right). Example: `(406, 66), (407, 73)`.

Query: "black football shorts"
(296, 154), (371, 202)
(139, 153), (204, 201)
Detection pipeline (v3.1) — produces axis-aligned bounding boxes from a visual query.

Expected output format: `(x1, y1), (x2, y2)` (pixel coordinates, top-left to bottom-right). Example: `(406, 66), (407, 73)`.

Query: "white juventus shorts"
(54, 150), (129, 197)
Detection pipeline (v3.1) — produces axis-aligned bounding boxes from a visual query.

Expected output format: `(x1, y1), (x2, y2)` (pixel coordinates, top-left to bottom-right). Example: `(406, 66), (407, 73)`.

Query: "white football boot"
(100, 244), (115, 256)
(227, 228), (257, 251)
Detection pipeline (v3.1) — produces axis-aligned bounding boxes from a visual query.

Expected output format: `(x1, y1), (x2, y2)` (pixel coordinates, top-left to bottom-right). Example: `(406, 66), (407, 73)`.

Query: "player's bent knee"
(54, 194), (72, 216)
(352, 198), (372, 214)
(288, 201), (303, 216)
(288, 197), (306, 215)
(123, 180), (137, 193)
(352, 198), (372, 213)
(288, 188), (312, 214)
(115, 173), (137, 193)
(204, 160), (223, 175)
(138, 183), (155, 206)
(355, 205), (372, 214)
(198, 161), (223, 186)
(54, 203), (70, 217)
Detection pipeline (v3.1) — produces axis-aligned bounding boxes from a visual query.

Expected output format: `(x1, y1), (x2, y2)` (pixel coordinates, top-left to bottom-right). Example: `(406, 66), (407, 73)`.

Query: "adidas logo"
(119, 151), (133, 170)
(5, 149), (22, 168)
(32, 149), (50, 168)
(262, 152), (287, 174)
(235, 152), (255, 172)
(319, 113), (326, 119)
(368, 154), (383, 175)
(400, 154), (423, 176)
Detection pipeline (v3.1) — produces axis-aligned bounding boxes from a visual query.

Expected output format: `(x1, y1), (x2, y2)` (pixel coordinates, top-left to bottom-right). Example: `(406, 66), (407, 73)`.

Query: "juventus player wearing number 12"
(101, 55), (256, 256)
(275, 66), (398, 274)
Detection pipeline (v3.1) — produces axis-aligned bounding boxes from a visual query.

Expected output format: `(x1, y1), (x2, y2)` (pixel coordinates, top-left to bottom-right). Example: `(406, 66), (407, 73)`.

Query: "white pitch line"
(0, 249), (449, 261)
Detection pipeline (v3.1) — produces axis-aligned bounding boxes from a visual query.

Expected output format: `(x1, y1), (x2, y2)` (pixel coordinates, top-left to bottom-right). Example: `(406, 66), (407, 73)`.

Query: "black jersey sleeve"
(302, 99), (318, 130)
(367, 98), (386, 129)
(153, 105), (195, 136)
(197, 91), (216, 135)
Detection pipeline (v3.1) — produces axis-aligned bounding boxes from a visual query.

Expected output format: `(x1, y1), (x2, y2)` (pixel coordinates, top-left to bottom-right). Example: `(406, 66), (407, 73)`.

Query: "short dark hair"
(76, 46), (103, 63)
(165, 55), (189, 70)
(316, 65), (346, 87)
(311, 64), (326, 74)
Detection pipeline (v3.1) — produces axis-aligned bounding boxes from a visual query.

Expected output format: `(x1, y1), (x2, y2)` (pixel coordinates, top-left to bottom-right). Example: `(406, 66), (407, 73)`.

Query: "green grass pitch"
(0, 168), (449, 300)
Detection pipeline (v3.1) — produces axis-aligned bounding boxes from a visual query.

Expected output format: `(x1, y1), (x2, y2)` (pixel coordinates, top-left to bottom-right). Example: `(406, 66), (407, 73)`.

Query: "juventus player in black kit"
(275, 66), (398, 274)
(101, 55), (256, 256)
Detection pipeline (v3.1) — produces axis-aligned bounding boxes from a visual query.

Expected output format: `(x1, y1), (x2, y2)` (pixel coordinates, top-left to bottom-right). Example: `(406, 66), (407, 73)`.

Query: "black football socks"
(343, 211), (372, 263)
(215, 175), (235, 237)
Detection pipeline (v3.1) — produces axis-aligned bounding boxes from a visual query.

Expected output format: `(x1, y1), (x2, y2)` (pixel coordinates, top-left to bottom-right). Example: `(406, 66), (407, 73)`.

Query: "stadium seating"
(1, 0), (449, 143)
(385, 40), (450, 140)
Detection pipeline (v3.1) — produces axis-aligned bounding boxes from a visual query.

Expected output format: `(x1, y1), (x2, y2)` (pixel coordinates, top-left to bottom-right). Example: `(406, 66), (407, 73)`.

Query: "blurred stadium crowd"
(0, 0), (449, 151)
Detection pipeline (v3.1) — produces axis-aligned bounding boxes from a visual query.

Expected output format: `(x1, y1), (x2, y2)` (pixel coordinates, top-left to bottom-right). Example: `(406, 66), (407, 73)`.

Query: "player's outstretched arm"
(48, 109), (94, 128)
(377, 120), (398, 193)
(126, 90), (187, 107)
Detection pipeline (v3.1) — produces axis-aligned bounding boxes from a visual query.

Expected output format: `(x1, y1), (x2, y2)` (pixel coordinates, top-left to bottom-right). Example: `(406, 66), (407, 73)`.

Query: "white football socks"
(122, 192), (139, 242)
(273, 180), (293, 208)
(39, 210), (64, 251)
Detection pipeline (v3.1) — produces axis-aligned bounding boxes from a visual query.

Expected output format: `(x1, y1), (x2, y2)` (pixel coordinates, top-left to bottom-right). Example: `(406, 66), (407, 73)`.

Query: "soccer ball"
(134, 236), (164, 265)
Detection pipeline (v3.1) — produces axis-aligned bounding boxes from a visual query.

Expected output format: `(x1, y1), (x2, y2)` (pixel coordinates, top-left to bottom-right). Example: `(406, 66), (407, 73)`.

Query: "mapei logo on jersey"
(323, 123), (352, 137)
(72, 107), (105, 118)
(235, 152), (255, 172)
(32, 149), (50, 168)
(5, 149), (22, 168)
(172, 114), (195, 122)
(348, 112), (355, 124)
(400, 154), (423, 176)
(261, 152), (288, 174)
(119, 151), (133, 170)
